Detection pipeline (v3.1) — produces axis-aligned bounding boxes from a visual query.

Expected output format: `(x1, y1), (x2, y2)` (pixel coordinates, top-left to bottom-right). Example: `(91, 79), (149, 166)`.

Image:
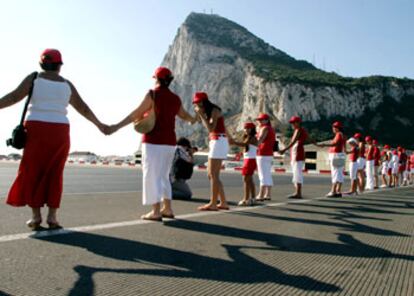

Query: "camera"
(6, 138), (13, 147)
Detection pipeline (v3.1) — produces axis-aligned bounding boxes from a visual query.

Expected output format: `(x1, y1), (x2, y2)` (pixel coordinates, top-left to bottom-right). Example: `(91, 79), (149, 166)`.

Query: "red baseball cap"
(384, 144), (390, 149)
(353, 133), (362, 139)
(332, 121), (343, 128)
(372, 139), (378, 145)
(244, 122), (256, 129)
(289, 116), (302, 124)
(256, 113), (270, 121)
(153, 67), (173, 79)
(365, 136), (372, 143)
(40, 49), (63, 64)
(192, 92), (208, 104)
(397, 146), (403, 151)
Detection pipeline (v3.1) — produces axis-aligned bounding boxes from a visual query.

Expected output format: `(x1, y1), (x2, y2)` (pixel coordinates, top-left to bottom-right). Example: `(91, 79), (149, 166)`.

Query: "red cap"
(353, 133), (362, 139)
(332, 121), (343, 128)
(372, 139), (378, 145)
(365, 136), (372, 143)
(289, 116), (302, 124)
(256, 113), (270, 121)
(244, 122), (256, 129)
(192, 92), (208, 104)
(153, 67), (173, 79)
(40, 49), (63, 64)
(397, 146), (402, 151)
(384, 144), (390, 149)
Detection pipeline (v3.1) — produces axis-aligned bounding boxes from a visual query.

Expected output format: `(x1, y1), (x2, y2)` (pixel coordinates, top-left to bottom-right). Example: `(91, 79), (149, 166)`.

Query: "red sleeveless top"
(329, 132), (345, 153)
(257, 123), (275, 156)
(291, 127), (308, 161)
(359, 143), (366, 158)
(213, 117), (226, 134)
(366, 146), (375, 160)
(349, 146), (359, 162)
(142, 86), (182, 146)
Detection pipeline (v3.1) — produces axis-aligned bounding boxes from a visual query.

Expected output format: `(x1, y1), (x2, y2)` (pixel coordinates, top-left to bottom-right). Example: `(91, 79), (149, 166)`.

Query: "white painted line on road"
(0, 185), (412, 244)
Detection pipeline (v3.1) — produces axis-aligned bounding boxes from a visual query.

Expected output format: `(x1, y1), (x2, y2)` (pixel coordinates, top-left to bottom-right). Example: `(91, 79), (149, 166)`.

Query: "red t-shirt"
(257, 124), (275, 156)
(349, 146), (359, 162)
(366, 145), (375, 161)
(411, 155), (414, 169)
(329, 132), (345, 153)
(359, 142), (366, 158)
(142, 86), (182, 146)
(373, 146), (381, 166)
(291, 127), (308, 161)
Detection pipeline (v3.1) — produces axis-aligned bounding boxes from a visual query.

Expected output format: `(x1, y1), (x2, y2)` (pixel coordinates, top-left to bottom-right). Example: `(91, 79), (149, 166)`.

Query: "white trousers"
(142, 143), (176, 205)
(330, 160), (344, 184)
(349, 161), (358, 181)
(291, 160), (304, 184)
(365, 159), (375, 190)
(257, 156), (273, 186)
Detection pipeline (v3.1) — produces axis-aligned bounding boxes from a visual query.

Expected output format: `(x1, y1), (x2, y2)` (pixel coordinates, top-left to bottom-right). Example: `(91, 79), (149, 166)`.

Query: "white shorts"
(330, 159), (344, 184)
(142, 143), (176, 205)
(357, 157), (366, 171)
(411, 168), (414, 174)
(257, 156), (273, 186)
(208, 137), (229, 160)
(291, 160), (304, 184)
(349, 161), (358, 181)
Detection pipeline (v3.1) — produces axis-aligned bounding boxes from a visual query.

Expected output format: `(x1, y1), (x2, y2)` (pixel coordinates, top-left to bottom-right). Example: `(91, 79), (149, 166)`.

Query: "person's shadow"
(37, 229), (341, 295)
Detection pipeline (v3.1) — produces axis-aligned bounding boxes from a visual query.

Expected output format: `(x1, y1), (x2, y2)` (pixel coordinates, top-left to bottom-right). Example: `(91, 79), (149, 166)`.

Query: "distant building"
(68, 151), (98, 163)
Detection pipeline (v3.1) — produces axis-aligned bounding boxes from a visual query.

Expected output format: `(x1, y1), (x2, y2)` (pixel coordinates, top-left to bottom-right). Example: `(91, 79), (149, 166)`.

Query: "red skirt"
(6, 121), (70, 208)
(242, 158), (257, 176)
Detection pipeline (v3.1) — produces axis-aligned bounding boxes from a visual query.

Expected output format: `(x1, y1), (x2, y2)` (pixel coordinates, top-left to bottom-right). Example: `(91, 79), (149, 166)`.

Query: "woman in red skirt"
(0, 49), (107, 230)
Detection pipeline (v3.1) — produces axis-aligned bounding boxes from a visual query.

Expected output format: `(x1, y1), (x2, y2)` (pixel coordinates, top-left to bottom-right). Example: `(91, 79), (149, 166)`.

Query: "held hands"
(97, 122), (119, 135)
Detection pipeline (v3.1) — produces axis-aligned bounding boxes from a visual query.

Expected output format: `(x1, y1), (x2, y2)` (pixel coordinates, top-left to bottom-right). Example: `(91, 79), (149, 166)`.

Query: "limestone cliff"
(162, 13), (414, 147)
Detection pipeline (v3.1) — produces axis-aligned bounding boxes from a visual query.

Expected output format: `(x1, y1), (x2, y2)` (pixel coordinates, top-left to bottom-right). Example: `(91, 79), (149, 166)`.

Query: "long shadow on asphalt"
(229, 210), (408, 237)
(318, 199), (414, 210)
(37, 231), (341, 295)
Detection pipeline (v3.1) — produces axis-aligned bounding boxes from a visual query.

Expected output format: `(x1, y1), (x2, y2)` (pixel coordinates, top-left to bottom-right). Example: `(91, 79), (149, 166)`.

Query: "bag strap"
(19, 72), (38, 125)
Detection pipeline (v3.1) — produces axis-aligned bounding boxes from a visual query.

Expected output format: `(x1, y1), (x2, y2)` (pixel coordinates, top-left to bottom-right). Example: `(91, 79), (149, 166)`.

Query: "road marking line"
(0, 186), (412, 243)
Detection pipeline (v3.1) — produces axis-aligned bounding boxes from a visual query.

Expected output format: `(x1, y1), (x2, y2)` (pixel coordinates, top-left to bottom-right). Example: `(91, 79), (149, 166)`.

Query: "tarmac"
(0, 162), (413, 296)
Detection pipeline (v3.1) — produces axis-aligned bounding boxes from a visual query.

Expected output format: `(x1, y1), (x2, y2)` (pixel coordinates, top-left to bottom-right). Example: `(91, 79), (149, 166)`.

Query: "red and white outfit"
(7, 77), (71, 208)
(374, 145), (381, 176)
(242, 145), (257, 176)
(381, 150), (390, 176)
(411, 155), (414, 174)
(349, 146), (359, 181)
(328, 132), (345, 184)
(141, 86), (181, 205)
(256, 123), (275, 186)
(365, 145), (375, 190)
(290, 127), (308, 184)
(208, 117), (229, 160)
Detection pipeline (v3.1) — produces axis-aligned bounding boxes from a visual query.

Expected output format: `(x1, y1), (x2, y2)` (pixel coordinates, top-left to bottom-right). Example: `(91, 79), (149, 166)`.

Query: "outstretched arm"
(177, 106), (198, 124)
(0, 73), (35, 109)
(279, 129), (300, 154)
(68, 81), (106, 133)
(110, 91), (153, 133)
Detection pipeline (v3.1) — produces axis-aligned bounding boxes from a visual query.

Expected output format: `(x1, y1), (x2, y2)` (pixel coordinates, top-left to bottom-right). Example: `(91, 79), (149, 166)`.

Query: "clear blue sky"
(1, 0), (413, 156)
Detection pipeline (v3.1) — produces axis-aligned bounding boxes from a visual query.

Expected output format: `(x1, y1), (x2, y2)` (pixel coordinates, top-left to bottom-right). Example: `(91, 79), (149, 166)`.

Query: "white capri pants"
(329, 153), (344, 184)
(257, 156), (273, 186)
(208, 137), (229, 160)
(142, 143), (176, 205)
(291, 160), (304, 184)
(349, 161), (358, 181)
(365, 159), (375, 190)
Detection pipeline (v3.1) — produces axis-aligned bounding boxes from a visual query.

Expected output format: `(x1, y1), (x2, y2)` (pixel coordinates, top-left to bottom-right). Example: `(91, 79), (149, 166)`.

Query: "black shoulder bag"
(6, 72), (38, 149)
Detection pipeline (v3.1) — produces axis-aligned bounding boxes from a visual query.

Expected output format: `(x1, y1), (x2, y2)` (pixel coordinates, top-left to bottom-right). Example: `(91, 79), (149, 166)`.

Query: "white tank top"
(26, 77), (72, 124)
(243, 144), (257, 159)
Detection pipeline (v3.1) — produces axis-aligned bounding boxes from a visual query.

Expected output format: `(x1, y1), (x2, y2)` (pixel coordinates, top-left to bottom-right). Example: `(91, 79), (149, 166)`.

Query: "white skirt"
(381, 161), (388, 175)
(349, 161), (358, 181)
(208, 137), (229, 160)
(257, 156), (273, 186)
(291, 160), (304, 184)
(142, 143), (176, 205)
(357, 157), (366, 171)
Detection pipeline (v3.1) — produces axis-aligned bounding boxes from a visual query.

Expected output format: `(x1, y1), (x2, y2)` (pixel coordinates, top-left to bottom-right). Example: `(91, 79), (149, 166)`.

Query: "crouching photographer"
(171, 137), (197, 200)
